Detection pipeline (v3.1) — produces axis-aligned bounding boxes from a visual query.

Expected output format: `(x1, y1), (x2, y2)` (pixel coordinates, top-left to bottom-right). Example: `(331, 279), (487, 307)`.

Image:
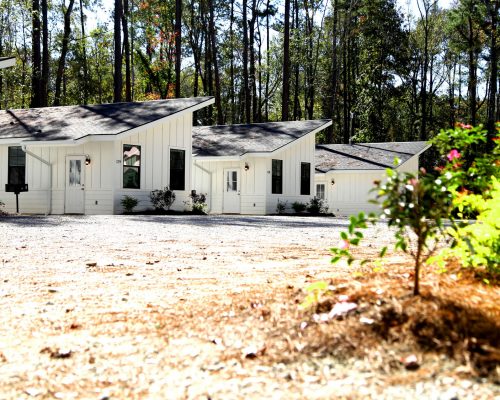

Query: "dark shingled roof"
(193, 119), (331, 157)
(315, 142), (430, 172)
(0, 97), (213, 141)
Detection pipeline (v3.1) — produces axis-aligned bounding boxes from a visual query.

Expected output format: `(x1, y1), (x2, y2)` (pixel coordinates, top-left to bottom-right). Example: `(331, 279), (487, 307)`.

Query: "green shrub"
(0, 200), (6, 216)
(307, 197), (329, 214)
(189, 191), (207, 215)
(150, 187), (176, 211)
(121, 195), (139, 213)
(276, 199), (287, 214)
(439, 178), (500, 275)
(291, 201), (307, 213)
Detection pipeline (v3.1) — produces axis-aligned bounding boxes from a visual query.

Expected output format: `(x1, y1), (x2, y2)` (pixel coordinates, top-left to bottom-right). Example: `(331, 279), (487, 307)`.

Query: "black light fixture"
(85, 156), (91, 165)
(331, 178), (335, 185)
(244, 162), (250, 171)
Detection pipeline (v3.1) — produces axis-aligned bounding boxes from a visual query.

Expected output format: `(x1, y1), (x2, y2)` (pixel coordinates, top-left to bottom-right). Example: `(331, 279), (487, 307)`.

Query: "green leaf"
(379, 246), (387, 257)
(340, 231), (348, 240)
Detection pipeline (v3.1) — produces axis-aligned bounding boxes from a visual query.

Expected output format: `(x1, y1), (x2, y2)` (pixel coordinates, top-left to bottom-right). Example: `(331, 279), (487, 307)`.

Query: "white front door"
(223, 169), (241, 214)
(65, 156), (86, 214)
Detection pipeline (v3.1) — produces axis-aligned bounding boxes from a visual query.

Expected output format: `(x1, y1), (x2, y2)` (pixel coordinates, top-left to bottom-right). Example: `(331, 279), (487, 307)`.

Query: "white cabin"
(314, 142), (431, 216)
(0, 97), (214, 214)
(192, 120), (332, 214)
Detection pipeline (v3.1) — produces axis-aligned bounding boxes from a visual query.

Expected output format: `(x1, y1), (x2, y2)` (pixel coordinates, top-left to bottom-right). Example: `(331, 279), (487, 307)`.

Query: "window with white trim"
(316, 183), (325, 199)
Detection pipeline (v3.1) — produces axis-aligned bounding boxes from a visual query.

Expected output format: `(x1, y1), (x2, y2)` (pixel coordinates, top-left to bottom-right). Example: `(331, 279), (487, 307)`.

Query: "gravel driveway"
(0, 215), (496, 399)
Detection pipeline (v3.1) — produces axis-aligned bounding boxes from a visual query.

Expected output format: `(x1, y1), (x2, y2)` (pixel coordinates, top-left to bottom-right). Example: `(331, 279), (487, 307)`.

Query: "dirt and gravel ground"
(0, 215), (498, 399)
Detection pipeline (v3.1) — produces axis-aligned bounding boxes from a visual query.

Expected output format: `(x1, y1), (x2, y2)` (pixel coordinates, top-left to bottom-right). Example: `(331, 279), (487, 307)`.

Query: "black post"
(15, 192), (19, 214)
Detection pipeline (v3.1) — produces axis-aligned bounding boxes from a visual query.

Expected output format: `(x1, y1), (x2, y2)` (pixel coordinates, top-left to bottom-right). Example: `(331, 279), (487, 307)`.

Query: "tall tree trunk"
(31, 0), (42, 108)
(249, 0), (257, 122)
(265, 0), (270, 121)
(113, 0), (123, 103)
(122, 0), (131, 101)
(417, 1), (431, 141)
(79, 0), (89, 104)
(53, 0), (75, 106)
(292, 0), (300, 120)
(229, 0), (235, 122)
(485, 0), (498, 146)
(256, 16), (262, 122)
(209, 0), (223, 124)
(242, 0), (251, 122)
(41, 0), (48, 106)
(342, 13), (349, 143)
(327, 0), (339, 143)
(467, 15), (477, 126)
(281, 0), (290, 121)
(175, 0), (182, 98)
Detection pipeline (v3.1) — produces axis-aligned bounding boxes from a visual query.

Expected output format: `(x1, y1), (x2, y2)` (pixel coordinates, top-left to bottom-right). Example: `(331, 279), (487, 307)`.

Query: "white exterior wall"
(192, 131), (316, 215)
(315, 154), (421, 217)
(192, 158), (268, 214)
(0, 112), (193, 214)
(0, 142), (114, 214)
(265, 132), (316, 214)
(113, 112), (193, 213)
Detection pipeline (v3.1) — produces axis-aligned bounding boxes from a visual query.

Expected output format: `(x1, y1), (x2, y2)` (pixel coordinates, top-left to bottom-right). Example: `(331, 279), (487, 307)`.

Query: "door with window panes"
(223, 169), (241, 213)
(65, 156), (86, 214)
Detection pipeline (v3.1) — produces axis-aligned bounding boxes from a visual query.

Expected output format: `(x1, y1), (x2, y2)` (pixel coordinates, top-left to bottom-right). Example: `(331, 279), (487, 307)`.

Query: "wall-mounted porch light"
(331, 178), (335, 185)
(85, 156), (91, 165)
(244, 162), (250, 171)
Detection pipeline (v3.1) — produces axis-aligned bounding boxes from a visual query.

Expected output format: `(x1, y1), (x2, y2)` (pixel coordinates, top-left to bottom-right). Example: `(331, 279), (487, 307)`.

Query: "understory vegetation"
(298, 123), (499, 383)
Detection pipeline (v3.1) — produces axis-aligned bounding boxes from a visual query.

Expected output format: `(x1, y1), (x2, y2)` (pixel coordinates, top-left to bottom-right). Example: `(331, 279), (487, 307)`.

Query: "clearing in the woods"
(0, 215), (498, 399)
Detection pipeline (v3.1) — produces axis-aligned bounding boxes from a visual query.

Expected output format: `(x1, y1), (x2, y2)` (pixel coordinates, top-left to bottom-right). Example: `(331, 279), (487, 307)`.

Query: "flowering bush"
(430, 123), (500, 275)
(327, 123), (499, 296)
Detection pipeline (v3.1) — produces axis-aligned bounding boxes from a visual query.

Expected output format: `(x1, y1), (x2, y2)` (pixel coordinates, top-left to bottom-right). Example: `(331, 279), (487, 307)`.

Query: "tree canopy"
(0, 0), (498, 144)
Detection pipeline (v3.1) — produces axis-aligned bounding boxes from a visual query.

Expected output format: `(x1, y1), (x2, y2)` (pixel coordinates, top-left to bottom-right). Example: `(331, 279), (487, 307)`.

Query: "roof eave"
(193, 154), (241, 161)
(269, 120), (332, 156)
(396, 143), (432, 170)
(0, 56), (15, 69)
(78, 97), (215, 142)
(20, 139), (77, 147)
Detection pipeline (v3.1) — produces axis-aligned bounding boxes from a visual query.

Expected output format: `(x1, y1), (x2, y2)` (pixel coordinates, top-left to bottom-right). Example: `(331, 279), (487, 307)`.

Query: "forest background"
(0, 0), (498, 145)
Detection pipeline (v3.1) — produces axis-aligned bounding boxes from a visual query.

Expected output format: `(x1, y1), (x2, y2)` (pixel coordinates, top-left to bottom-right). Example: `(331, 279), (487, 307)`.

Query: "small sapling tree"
(372, 165), (453, 295)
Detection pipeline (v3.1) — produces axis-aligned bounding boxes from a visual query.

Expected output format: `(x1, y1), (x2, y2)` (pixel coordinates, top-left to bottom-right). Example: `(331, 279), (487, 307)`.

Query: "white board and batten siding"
(113, 112), (193, 213)
(193, 158), (268, 214)
(315, 155), (421, 217)
(192, 131), (316, 215)
(264, 132), (316, 214)
(0, 142), (114, 214)
(0, 112), (193, 214)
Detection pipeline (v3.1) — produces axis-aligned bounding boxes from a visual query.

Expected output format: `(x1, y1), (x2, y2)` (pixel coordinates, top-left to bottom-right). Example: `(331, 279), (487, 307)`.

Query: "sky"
(89, 0), (456, 32)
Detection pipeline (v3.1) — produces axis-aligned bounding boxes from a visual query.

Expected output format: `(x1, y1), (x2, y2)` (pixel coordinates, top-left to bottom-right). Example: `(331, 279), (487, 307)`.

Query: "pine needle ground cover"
(0, 215), (497, 399)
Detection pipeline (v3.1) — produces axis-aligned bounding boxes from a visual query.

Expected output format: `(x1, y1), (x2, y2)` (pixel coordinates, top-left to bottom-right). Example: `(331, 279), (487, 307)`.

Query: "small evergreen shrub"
(307, 197), (329, 214)
(121, 195), (138, 213)
(276, 199), (287, 214)
(150, 187), (176, 211)
(291, 201), (307, 213)
(189, 191), (207, 215)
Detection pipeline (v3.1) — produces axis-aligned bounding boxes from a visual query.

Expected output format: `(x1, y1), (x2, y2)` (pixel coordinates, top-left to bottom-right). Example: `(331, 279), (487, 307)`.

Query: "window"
(170, 149), (185, 190)
(123, 144), (141, 189)
(316, 184), (325, 200)
(8, 146), (26, 185)
(272, 159), (283, 194)
(300, 162), (311, 195)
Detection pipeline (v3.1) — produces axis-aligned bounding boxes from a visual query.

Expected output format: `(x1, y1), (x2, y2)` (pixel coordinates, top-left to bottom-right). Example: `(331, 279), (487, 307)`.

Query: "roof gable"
(0, 97), (213, 142)
(193, 119), (331, 157)
(315, 141), (430, 172)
